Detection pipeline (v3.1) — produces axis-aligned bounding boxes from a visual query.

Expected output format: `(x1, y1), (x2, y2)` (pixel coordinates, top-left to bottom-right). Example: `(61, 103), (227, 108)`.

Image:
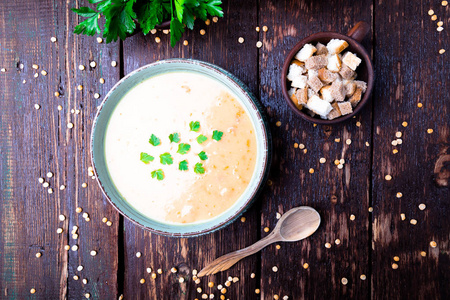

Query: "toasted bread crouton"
(305, 55), (328, 70)
(354, 80), (367, 93)
(291, 59), (305, 67)
(327, 54), (342, 72)
(288, 87), (296, 98)
(342, 51), (362, 71)
(287, 63), (305, 81)
(307, 76), (324, 93)
(349, 87), (363, 107)
(295, 44), (317, 62)
(337, 101), (353, 115)
(344, 81), (357, 97)
(320, 85), (334, 102)
(289, 91), (302, 109)
(308, 69), (319, 79)
(327, 102), (342, 120)
(306, 95), (333, 118)
(330, 80), (346, 102)
(315, 42), (328, 55)
(326, 39), (349, 54)
(318, 68), (339, 84)
(308, 88), (318, 99)
(291, 75), (308, 89)
(295, 88), (308, 105)
(339, 65), (356, 80)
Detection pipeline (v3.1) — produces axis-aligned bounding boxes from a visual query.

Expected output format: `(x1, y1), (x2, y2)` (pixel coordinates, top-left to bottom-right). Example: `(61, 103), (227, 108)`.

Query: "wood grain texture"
(121, 0), (262, 299)
(258, 0), (373, 299)
(0, 0), (120, 299)
(371, 0), (450, 298)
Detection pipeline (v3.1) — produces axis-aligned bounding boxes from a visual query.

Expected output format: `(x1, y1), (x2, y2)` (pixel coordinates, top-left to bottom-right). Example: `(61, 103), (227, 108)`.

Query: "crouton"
(344, 81), (357, 97)
(330, 80), (346, 102)
(291, 59), (305, 67)
(291, 75), (308, 89)
(306, 95), (333, 118)
(315, 42), (328, 55)
(295, 44), (317, 62)
(339, 65), (356, 80)
(295, 88), (308, 105)
(349, 87), (363, 107)
(289, 91), (302, 109)
(305, 55), (328, 70)
(318, 68), (339, 84)
(308, 88), (318, 99)
(342, 51), (362, 71)
(327, 102), (342, 120)
(337, 101), (353, 115)
(288, 87), (296, 98)
(307, 76), (324, 93)
(320, 85), (334, 102)
(326, 39), (349, 54)
(308, 69), (318, 79)
(287, 63), (305, 81)
(354, 80), (367, 93)
(327, 54), (342, 72)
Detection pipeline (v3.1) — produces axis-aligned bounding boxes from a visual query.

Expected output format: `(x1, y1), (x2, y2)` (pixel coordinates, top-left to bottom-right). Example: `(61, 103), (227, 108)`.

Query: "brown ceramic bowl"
(281, 21), (374, 124)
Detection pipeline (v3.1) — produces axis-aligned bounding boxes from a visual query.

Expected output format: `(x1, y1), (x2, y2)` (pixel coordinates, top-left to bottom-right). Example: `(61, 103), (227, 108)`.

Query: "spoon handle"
(198, 231), (281, 277)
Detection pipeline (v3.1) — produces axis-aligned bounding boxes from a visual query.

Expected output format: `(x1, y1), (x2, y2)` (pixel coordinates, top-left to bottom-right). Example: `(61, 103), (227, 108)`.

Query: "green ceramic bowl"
(91, 59), (271, 237)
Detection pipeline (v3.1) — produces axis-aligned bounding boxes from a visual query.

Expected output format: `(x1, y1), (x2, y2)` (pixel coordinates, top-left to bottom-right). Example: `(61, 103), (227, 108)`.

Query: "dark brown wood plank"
(259, 0), (373, 298)
(0, 1), (120, 298)
(371, 1), (450, 299)
(121, 0), (261, 299)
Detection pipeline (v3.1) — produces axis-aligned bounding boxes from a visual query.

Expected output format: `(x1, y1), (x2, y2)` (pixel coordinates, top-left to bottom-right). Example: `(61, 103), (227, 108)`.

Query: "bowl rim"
(90, 58), (272, 237)
(281, 31), (374, 125)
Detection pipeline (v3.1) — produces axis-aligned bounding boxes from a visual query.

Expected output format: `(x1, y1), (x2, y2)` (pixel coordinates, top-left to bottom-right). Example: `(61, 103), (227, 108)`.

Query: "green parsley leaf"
(102, 0), (137, 43)
(179, 160), (188, 171)
(159, 152), (174, 165)
(212, 130), (224, 141)
(140, 152), (154, 164)
(72, 7), (98, 18)
(151, 169), (164, 180)
(192, 0), (223, 21)
(135, 0), (163, 35)
(198, 151), (208, 161)
(196, 134), (208, 144)
(169, 16), (185, 47)
(174, 0), (185, 23)
(72, 7), (100, 36)
(177, 143), (191, 154)
(149, 134), (161, 146)
(194, 162), (205, 174)
(189, 121), (200, 132)
(169, 133), (180, 143)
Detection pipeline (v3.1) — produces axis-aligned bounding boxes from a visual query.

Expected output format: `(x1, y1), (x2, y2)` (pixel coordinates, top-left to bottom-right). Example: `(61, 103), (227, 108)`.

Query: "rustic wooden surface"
(0, 0), (449, 299)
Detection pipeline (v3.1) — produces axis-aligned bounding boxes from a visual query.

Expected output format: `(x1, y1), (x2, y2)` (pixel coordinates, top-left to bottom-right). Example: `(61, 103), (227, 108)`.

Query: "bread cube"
(289, 90), (302, 109)
(295, 88), (308, 105)
(344, 81), (357, 97)
(318, 68), (339, 84)
(354, 80), (367, 93)
(308, 88), (318, 99)
(320, 85), (334, 102)
(349, 87), (363, 107)
(330, 80), (346, 102)
(327, 102), (342, 120)
(288, 87), (296, 98)
(339, 65), (356, 80)
(307, 76), (324, 93)
(337, 101), (353, 115)
(326, 39), (349, 54)
(287, 63), (305, 81)
(315, 42), (328, 55)
(291, 59), (305, 67)
(291, 75), (308, 89)
(295, 44), (317, 62)
(327, 54), (342, 72)
(342, 51), (362, 71)
(308, 69), (319, 79)
(306, 95), (333, 118)
(305, 55), (328, 70)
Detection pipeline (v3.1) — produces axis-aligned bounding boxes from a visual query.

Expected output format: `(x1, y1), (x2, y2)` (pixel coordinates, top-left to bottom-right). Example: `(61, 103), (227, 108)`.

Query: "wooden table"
(1, 0), (449, 299)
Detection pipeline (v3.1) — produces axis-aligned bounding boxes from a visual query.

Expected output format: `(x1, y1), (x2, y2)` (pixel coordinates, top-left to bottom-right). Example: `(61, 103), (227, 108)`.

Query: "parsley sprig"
(72, 0), (224, 46)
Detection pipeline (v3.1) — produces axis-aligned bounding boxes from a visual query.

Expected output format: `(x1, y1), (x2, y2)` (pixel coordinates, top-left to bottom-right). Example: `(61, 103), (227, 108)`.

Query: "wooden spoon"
(198, 206), (321, 277)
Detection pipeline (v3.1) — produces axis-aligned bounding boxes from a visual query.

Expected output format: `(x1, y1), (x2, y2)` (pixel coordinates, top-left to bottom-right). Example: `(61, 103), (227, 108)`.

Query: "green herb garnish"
(194, 162), (205, 174)
(159, 152), (173, 165)
(198, 151), (208, 161)
(151, 169), (164, 180)
(212, 130), (223, 141)
(71, 0), (223, 47)
(189, 121), (200, 132)
(179, 160), (188, 171)
(177, 143), (191, 154)
(196, 134), (208, 144)
(140, 152), (154, 164)
(169, 133), (180, 143)
(149, 134), (161, 146)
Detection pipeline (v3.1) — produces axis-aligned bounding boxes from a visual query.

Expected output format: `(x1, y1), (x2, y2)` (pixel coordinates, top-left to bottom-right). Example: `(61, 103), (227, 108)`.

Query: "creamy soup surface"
(105, 72), (257, 224)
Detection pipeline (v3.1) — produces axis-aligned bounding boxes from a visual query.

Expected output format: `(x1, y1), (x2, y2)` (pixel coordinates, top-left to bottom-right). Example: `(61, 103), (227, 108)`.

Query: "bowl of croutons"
(282, 21), (374, 124)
